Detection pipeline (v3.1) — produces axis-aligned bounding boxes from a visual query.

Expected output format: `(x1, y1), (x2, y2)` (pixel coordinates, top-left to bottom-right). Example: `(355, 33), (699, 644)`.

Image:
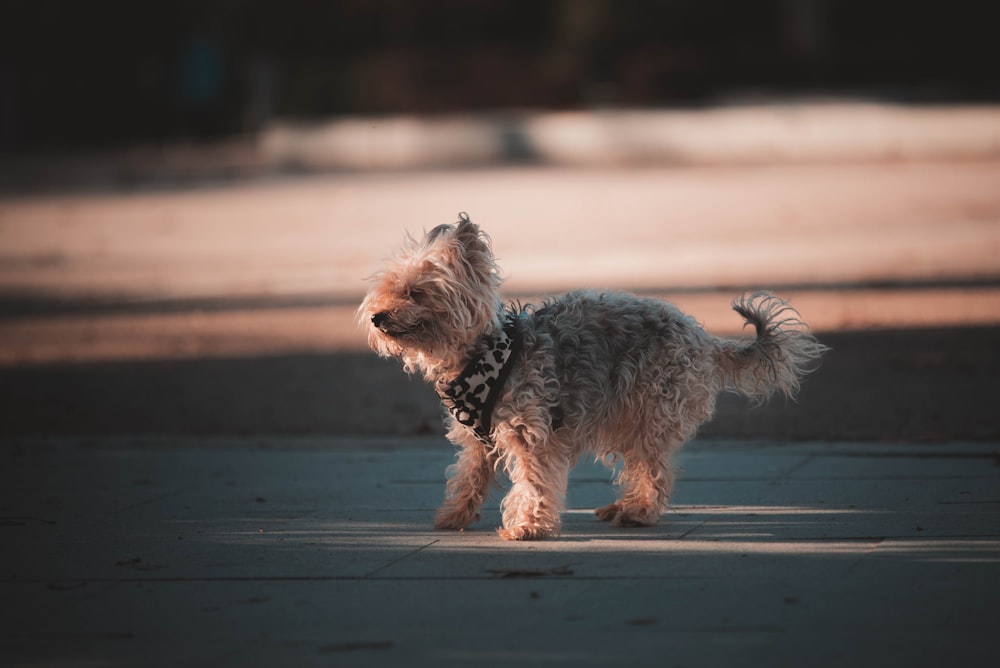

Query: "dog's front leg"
(496, 433), (568, 541)
(434, 433), (498, 531)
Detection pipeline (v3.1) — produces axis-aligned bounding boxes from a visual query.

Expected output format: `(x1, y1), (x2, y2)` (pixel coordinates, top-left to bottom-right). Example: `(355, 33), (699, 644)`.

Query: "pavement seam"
(363, 539), (441, 578)
(672, 520), (708, 541)
(113, 489), (184, 514)
(846, 537), (887, 574)
(781, 453), (816, 479)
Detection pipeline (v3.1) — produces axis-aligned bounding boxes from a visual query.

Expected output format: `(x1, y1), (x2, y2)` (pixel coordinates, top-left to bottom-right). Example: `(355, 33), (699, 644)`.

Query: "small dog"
(360, 214), (826, 540)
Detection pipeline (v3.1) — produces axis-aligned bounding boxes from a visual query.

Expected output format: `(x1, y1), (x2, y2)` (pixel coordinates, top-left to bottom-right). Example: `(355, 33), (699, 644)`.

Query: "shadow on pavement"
(1, 326), (997, 442)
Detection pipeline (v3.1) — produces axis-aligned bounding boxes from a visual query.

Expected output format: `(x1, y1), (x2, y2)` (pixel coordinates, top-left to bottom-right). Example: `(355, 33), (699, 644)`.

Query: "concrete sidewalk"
(2, 438), (998, 667)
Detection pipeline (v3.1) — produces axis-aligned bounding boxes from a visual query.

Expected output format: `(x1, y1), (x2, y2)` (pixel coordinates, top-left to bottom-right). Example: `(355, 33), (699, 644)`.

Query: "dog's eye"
(408, 287), (425, 302)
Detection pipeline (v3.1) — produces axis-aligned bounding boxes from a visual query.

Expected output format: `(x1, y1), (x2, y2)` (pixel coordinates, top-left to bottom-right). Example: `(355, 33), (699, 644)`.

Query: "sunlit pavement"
(2, 161), (1000, 366)
(2, 438), (998, 666)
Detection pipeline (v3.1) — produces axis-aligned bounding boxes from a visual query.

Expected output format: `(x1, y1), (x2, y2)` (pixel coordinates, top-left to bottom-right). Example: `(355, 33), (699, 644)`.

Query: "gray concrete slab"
(2, 438), (999, 667)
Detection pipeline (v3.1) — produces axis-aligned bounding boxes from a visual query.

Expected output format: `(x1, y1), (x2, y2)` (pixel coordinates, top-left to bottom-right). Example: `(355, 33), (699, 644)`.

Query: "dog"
(360, 213), (827, 540)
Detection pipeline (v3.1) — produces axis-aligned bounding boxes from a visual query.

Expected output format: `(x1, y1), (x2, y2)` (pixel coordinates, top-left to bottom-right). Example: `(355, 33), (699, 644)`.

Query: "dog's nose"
(371, 312), (388, 328)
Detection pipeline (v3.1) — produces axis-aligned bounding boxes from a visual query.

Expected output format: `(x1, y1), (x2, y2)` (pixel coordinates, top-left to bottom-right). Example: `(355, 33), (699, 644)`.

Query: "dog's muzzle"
(371, 312), (404, 337)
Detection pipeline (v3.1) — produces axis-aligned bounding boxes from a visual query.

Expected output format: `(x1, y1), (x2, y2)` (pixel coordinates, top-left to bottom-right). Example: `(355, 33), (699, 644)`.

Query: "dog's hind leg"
(615, 450), (675, 527)
(597, 437), (680, 527)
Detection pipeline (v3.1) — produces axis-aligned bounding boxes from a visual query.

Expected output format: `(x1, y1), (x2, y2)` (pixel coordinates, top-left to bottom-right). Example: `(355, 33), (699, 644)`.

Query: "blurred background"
(0, 0), (998, 442)
(1, 0), (998, 153)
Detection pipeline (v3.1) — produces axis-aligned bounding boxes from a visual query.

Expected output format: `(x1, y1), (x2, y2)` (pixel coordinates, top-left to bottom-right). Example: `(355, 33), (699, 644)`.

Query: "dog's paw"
(611, 505), (660, 528)
(497, 525), (555, 541)
(594, 502), (620, 522)
(596, 502), (660, 527)
(434, 506), (479, 530)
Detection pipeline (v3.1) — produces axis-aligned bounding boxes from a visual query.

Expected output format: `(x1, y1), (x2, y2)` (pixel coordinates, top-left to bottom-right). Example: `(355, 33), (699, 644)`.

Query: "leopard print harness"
(437, 312), (523, 444)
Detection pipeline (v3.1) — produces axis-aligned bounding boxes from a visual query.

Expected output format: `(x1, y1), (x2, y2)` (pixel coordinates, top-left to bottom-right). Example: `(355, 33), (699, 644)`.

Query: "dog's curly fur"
(360, 215), (827, 540)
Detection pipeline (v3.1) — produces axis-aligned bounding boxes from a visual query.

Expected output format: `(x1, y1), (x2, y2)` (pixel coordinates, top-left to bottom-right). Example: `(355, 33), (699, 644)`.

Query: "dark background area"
(1, 0), (997, 152)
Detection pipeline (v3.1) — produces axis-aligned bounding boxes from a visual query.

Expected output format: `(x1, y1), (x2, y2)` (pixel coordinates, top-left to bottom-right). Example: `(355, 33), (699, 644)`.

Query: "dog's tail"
(713, 291), (828, 402)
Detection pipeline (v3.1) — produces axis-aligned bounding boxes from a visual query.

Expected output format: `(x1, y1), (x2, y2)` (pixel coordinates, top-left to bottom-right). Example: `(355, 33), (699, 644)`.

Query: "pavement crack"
(114, 489), (182, 513)
(781, 454), (816, 479)
(846, 537), (886, 574)
(364, 539), (440, 578)
(674, 520), (707, 540)
(485, 564), (575, 578)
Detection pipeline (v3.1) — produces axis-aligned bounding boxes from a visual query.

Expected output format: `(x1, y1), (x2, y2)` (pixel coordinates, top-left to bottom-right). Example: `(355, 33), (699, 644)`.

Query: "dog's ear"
(425, 223), (455, 244)
(449, 212), (499, 286)
(424, 214), (479, 246)
(453, 212), (488, 255)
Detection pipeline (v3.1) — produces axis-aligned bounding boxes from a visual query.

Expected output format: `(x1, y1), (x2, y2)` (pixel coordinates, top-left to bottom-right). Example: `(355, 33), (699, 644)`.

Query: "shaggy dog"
(360, 214), (826, 540)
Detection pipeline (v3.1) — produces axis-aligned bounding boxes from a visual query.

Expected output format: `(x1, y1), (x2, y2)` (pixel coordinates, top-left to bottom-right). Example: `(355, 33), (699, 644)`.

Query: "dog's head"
(359, 214), (504, 377)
